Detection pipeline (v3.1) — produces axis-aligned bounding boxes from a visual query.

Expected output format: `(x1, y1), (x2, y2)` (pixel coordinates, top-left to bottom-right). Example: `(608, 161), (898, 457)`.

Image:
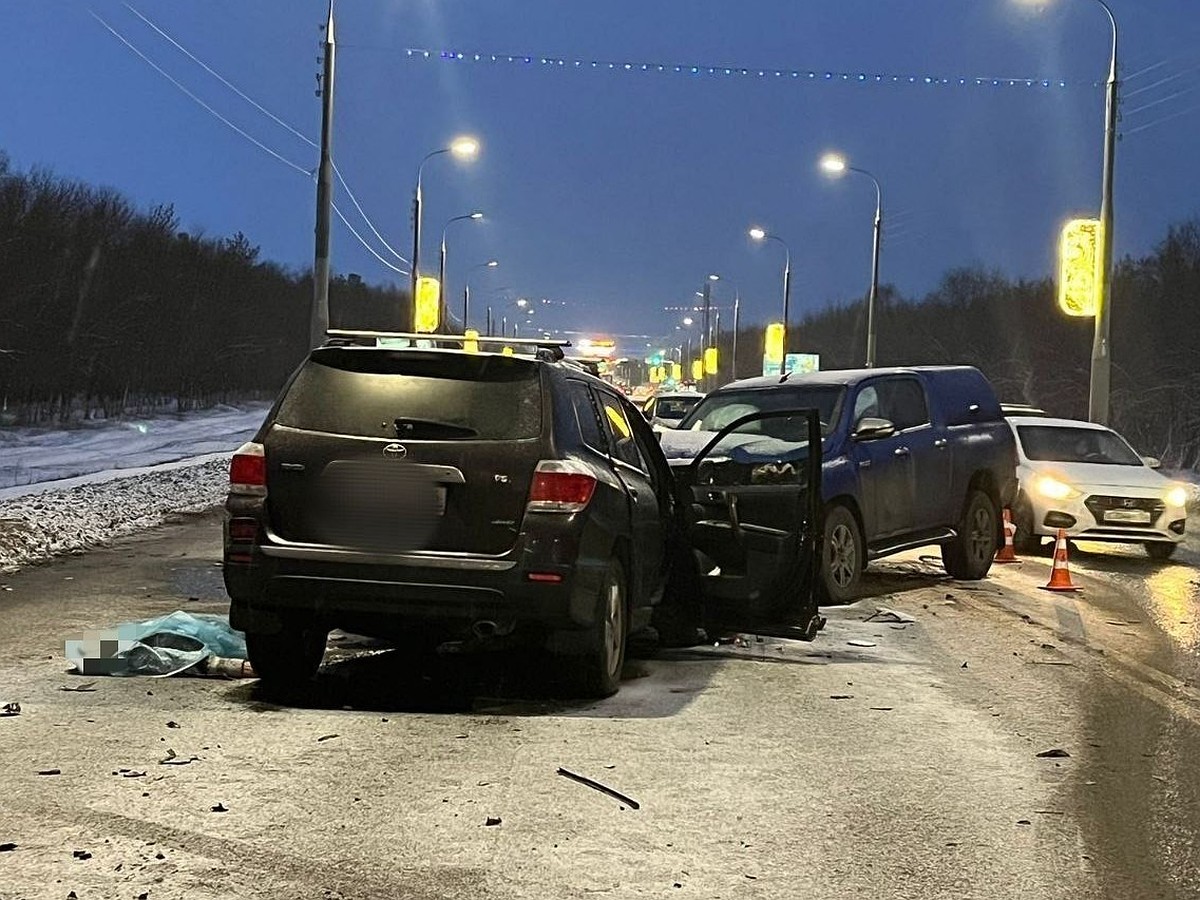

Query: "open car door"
(669, 408), (824, 637)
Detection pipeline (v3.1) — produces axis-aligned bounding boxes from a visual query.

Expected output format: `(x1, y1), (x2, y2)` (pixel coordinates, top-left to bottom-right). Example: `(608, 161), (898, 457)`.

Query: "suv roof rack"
(324, 329), (572, 356)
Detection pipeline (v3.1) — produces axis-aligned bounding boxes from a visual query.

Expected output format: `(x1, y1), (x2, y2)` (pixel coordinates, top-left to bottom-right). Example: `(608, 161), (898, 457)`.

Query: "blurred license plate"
(1104, 508), (1151, 524)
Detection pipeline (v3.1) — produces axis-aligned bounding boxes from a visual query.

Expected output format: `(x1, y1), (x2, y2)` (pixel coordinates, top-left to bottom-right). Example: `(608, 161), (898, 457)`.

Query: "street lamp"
(1017, 0), (1119, 424)
(409, 136), (479, 327)
(749, 227), (793, 367)
(821, 152), (883, 367)
(462, 259), (499, 331)
(438, 211), (483, 330)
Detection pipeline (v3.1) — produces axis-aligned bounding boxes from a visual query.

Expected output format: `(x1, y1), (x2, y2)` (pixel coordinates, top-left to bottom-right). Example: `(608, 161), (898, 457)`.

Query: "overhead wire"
(90, 8), (410, 275)
(122, 1), (410, 267)
(1122, 63), (1200, 100)
(1124, 85), (1200, 118)
(1123, 100), (1200, 137)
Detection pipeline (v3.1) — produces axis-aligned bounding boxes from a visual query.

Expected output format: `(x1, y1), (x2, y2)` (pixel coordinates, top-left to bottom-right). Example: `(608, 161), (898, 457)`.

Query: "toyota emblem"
(383, 443), (408, 459)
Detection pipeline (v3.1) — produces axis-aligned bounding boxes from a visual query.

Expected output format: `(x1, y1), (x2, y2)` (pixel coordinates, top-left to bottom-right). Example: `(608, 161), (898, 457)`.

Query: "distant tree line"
(2, 154), (1198, 466)
(0, 154), (409, 424)
(718, 222), (1200, 468)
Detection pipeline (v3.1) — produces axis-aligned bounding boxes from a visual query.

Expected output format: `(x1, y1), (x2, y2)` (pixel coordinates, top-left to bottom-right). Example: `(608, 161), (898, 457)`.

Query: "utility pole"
(701, 278), (713, 390)
(1090, 4), (1120, 425)
(731, 290), (740, 380)
(310, 1), (336, 349)
(462, 284), (471, 332)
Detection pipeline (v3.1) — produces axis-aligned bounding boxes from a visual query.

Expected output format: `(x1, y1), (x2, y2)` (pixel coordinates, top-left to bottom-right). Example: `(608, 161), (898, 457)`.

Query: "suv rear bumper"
(224, 521), (611, 638)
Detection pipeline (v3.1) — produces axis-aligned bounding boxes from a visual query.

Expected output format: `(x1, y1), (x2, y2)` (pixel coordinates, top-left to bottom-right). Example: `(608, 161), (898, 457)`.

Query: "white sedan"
(1007, 416), (1188, 560)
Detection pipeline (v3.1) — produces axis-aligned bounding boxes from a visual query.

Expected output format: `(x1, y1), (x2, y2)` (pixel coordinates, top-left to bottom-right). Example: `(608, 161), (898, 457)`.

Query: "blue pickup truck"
(661, 366), (1018, 604)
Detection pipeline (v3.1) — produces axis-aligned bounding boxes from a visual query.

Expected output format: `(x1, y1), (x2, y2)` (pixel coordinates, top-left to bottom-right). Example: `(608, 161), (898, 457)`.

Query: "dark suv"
(223, 341), (676, 697)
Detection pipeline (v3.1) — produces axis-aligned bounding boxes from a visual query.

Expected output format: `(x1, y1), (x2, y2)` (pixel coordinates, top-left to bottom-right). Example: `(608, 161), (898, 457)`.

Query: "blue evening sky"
(6, 1), (1199, 341)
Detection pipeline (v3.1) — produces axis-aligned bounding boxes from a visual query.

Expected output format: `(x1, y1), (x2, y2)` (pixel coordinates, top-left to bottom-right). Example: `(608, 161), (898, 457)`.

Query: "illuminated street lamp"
(409, 136), (479, 327)
(821, 152), (883, 367)
(462, 259), (499, 330)
(438, 211), (484, 329)
(1016, 0), (1120, 424)
(748, 227), (793, 368)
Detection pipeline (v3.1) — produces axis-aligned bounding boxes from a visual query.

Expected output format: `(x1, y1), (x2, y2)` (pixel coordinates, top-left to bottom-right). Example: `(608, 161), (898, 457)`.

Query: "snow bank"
(0, 458), (229, 575)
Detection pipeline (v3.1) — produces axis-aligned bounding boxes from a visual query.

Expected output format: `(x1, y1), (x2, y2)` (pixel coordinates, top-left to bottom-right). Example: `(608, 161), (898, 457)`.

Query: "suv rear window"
(276, 349), (543, 440)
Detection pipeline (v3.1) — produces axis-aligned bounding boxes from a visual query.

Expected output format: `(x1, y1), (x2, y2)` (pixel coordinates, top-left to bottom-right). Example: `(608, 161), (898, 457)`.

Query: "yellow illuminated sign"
(691, 359), (704, 381)
(649, 366), (663, 384)
(502, 346), (514, 356)
(704, 347), (719, 375)
(765, 322), (785, 364)
(414, 276), (441, 332)
(671, 363), (682, 382)
(463, 329), (479, 354)
(1058, 219), (1102, 317)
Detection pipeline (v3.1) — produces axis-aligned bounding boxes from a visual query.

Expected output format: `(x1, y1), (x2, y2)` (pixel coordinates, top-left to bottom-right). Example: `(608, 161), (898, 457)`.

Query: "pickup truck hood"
(659, 429), (810, 465)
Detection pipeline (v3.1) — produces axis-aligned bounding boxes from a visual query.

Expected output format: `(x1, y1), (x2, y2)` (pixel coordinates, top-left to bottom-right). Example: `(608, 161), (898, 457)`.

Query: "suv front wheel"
(943, 489), (999, 580)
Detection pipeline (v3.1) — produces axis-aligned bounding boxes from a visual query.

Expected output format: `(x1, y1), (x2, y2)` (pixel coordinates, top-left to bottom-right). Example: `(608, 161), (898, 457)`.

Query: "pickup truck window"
(879, 378), (930, 430)
(681, 386), (844, 438)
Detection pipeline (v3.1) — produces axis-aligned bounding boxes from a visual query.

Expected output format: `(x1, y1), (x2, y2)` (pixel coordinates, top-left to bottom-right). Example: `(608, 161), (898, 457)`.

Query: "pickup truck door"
(848, 383), (913, 540)
(877, 377), (952, 532)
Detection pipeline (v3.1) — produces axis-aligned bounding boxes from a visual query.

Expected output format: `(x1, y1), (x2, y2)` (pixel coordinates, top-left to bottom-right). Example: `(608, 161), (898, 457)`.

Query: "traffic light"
(414, 276), (441, 332)
(1058, 219), (1102, 317)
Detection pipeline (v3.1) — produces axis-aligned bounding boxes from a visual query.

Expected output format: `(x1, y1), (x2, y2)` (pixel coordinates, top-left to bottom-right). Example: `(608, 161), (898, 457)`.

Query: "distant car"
(642, 390), (705, 429)
(1006, 416), (1188, 559)
(223, 340), (678, 698)
(664, 366), (1018, 603)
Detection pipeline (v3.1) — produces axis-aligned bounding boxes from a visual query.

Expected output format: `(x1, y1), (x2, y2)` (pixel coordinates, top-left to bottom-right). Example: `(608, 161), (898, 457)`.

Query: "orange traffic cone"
(1040, 529), (1080, 592)
(994, 508), (1018, 564)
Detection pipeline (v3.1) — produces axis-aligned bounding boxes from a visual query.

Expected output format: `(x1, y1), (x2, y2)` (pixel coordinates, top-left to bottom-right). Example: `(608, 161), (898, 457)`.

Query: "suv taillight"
(527, 460), (596, 513)
(229, 442), (267, 496)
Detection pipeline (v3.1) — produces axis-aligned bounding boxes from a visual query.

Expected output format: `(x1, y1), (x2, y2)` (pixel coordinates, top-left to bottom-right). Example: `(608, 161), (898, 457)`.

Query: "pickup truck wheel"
(943, 490), (998, 580)
(245, 624), (328, 691)
(568, 559), (628, 698)
(820, 504), (863, 605)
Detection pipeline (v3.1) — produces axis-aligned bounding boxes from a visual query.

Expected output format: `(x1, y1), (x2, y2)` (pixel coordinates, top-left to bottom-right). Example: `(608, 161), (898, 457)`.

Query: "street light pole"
(438, 212), (483, 332)
(731, 290), (741, 380)
(310, 1), (336, 348)
(1091, 0), (1119, 425)
(749, 228), (792, 372)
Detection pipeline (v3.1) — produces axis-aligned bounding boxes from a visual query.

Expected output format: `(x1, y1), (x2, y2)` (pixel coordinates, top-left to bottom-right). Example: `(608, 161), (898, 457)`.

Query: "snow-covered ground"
(0, 403), (269, 492)
(0, 403), (268, 573)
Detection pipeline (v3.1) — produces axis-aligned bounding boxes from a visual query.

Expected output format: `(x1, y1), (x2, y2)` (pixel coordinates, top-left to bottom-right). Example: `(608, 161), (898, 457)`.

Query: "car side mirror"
(1142, 455), (1162, 469)
(853, 417), (896, 441)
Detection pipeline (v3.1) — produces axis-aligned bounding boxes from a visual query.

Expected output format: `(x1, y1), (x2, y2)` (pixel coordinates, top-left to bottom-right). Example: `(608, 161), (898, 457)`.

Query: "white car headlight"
(1165, 485), (1188, 509)
(1036, 475), (1080, 501)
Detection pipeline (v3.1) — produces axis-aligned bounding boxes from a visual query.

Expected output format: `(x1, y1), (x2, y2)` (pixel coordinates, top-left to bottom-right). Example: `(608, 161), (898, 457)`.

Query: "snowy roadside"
(0, 457), (229, 575)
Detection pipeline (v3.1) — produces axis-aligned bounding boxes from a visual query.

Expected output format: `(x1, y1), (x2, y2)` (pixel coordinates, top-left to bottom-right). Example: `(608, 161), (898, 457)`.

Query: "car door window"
(598, 392), (647, 470)
(568, 381), (607, 455)
(878, 379), (930, 431)
(853, 386), (880, 427)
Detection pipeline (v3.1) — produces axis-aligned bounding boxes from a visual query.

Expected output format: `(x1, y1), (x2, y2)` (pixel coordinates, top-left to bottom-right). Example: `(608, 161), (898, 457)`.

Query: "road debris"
(317, 734), (340, 742)
(58, 682), (97, 692)
(865, 608), (915, 624)
(114, 769), (146, 778)
(557, 767), (641, 810)
(1036, 748), (1071, 758)
(847, 640), (876, 648)
(1, 701), (20, 716)
(484, 817), (502, 827)
(211, 803), (229, 813)
(166, 721), (180, 729)
(829, 695), (854, 700)
(160, 748), (199, 766)
(869, 707), (895, 711)
(37, 768), (61, 776)
(0, 843), (16, 852)
(72, 850), (92, 860)
(1016, 820), (1031, 826)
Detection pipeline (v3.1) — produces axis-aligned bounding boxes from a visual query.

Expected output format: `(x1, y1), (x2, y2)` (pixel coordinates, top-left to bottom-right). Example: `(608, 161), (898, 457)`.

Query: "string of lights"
(398, 47), (1094, 91)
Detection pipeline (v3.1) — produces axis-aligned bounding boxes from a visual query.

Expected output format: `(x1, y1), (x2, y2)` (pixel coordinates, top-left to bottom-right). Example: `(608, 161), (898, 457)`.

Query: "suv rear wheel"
(820, 504), (863, 604)
(943, 490), (998, 580)
(246, 624), (329, 691)
(571, 559), (628, 698)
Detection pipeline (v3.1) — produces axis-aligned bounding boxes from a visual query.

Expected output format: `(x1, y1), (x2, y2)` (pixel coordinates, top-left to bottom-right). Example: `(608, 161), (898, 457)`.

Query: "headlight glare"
(1165, 485), (1188, 509)
(1036, 475), (1079, 501)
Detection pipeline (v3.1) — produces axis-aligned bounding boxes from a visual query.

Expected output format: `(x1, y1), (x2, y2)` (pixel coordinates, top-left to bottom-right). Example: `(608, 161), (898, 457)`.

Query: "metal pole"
(438, 235), (447, 333)
(781, 250), (792, 374)
(701, 280), (712, 390)
(502, 315), (508, 337)
(410, 183), (422, 330)
(732, 291), (740, 380)
(714, 311), (722, 386)
(866, 185), (882, 368)
(310, 1), (336, 348)
(1090, 1), (1119, 425)
(486, 305), (493, 335)
(462, 284), (470, 331)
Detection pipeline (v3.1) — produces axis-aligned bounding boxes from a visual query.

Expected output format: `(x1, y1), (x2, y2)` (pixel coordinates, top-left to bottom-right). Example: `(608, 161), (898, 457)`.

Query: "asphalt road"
(2, 510), (1198, 899)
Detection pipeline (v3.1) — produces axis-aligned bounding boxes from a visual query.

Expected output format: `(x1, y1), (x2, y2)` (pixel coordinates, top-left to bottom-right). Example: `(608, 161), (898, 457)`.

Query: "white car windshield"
(1018, 425), (1143, 466)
